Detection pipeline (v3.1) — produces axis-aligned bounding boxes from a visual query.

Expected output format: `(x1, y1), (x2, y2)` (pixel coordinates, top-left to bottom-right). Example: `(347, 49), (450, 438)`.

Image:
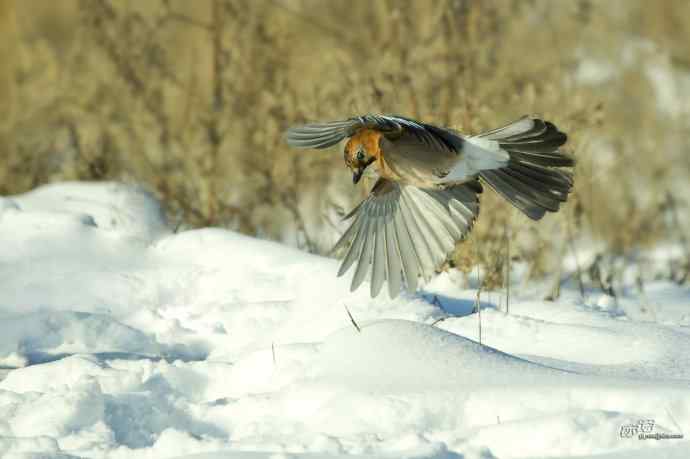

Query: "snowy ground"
(1, 182), (689, 459)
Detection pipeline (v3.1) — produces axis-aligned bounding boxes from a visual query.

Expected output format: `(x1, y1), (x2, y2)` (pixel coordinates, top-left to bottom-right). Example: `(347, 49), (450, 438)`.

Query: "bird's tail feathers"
(474, 116), (574, 220)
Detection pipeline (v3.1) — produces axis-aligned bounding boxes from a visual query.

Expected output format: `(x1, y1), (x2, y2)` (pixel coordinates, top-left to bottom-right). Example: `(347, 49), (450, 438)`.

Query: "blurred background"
(1, 0), (689, 293)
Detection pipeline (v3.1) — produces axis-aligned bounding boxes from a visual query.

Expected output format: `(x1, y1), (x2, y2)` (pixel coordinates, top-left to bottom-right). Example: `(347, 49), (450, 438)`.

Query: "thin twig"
(344, 304), (361, 333)
(566, 215), (585, 299)
(430, 317), (447, 327)
(429, 294), (448, 327)
(472, 240), (483, 345)
(636, 263), (655, 320)
(271, 342), (276, 365)
(474, 262), (484, 345)
(476, 287), (482, 346)
(665, 191), (690, 284)
(545, 231), (566, 301)
(504, 221), (510, 314)
(173, 219), (183, 234)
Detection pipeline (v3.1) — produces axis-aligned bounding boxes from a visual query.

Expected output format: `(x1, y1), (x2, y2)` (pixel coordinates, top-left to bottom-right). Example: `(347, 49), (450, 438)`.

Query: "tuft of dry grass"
(1, 0), (689, 289)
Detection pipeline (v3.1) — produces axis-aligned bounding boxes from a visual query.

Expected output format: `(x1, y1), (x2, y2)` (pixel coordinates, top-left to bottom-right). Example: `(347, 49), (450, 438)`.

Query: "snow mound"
(313, 319), (565, 391)
(0, 311), (160, 368)
(1, 182), (689, 459)
(6, 181), (170, 242)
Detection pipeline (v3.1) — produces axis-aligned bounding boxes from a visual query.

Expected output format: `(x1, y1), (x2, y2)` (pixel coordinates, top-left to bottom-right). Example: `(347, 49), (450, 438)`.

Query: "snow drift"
(0, 182), (689, 459)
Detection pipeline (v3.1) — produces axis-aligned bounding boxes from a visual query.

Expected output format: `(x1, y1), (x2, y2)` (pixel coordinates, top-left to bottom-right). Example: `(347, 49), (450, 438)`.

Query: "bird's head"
(344, 129), (381, 184)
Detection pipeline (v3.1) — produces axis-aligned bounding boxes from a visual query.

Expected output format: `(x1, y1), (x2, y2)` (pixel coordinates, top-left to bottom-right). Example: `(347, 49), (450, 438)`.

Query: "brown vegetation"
(1, 0), (689, 290)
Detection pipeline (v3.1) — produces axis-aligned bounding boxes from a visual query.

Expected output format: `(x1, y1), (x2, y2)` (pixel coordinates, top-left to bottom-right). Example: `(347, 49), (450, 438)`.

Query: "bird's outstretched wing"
(332, 177), (481, 298)
(285, 114), (458, 151)
(286, 114), (511, 184)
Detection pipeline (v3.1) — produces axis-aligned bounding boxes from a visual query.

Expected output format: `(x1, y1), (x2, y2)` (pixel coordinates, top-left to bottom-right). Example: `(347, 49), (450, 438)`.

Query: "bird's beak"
(352, 167), (364, 184)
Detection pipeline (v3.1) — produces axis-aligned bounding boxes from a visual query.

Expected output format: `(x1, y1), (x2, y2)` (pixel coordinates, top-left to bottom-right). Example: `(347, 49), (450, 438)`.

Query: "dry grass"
(2, 0), (689, 289)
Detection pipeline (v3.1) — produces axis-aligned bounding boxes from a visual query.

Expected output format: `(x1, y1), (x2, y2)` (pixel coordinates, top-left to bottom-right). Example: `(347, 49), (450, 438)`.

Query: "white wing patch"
(444, 136), (509, 182)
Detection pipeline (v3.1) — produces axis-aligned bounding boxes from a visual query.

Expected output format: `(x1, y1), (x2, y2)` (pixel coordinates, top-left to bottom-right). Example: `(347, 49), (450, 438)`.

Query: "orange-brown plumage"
(344, 129), (382, 161)
(344, 128), (396, 179)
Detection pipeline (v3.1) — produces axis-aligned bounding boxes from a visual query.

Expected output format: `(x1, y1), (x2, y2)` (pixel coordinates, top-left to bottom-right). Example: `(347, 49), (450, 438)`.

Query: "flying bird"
(285, 114), (574, 298)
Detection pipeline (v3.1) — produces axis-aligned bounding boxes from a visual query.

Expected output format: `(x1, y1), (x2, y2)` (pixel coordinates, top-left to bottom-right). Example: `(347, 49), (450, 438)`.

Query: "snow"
(1, 182), (689, 459)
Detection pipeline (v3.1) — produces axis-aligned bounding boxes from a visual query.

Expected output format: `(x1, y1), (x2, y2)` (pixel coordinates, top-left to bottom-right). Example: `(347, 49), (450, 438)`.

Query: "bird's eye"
(356, 151), (365, 162)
